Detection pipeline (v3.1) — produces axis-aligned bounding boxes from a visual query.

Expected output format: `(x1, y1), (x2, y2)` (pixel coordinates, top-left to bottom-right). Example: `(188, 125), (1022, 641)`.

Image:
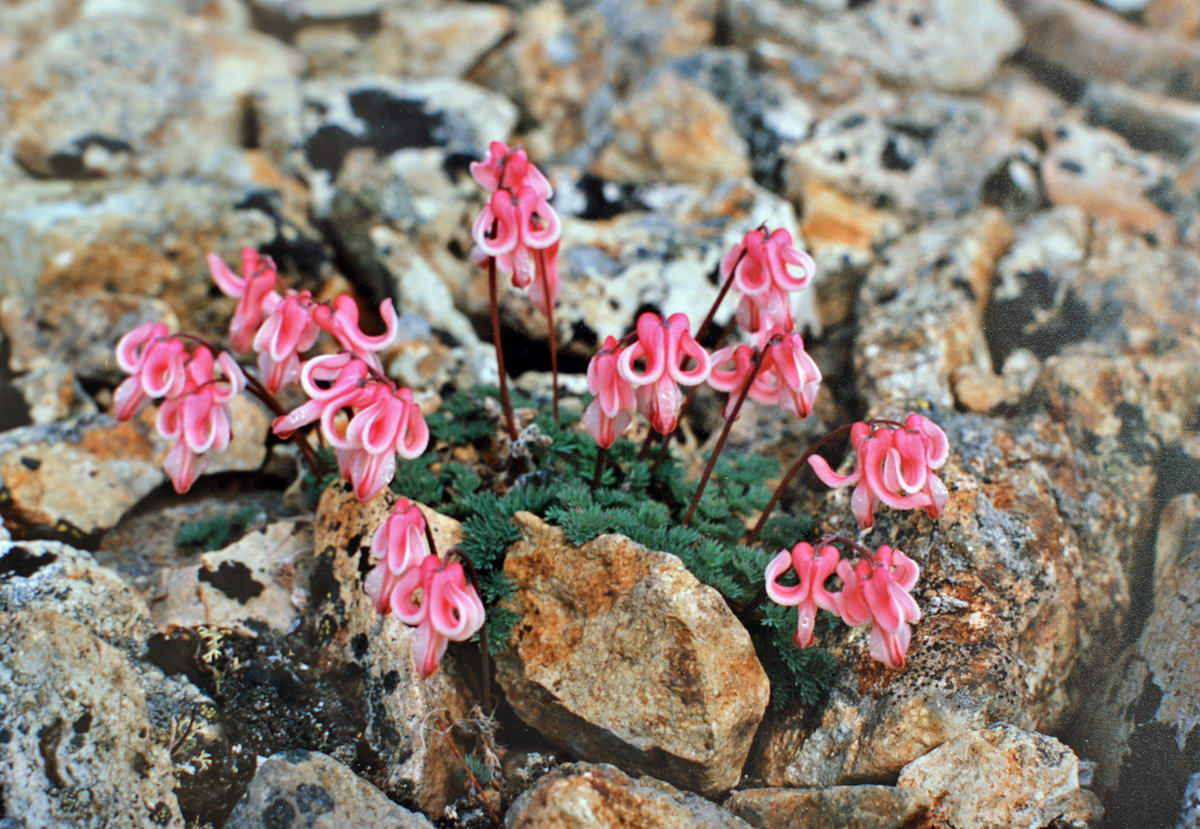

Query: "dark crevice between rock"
(37, 718), (66, 789)
(246, 4), (380, 45)
(468, 314), (592, 381)
(198, 560), (265, 604)
(1010, 49), (1087, 104)
(1102, 709), (1200, 829)
(303, 90), (446, 179)
(233, 191), (329, 290)
(0, 545), (58, 580)
(0, 336), (33, 433)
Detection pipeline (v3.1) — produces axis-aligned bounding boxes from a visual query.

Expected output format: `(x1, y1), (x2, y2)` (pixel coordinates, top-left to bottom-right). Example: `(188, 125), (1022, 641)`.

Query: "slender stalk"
(436, 713), (502, 828)
(666, 317), (736, 458)
(695, 247), (747, 344)
(535, 247), (559, 424)
(637, 429), (658, 461)
(487, 257), (518, 440)
(814, 533), (877, 560)
(450, 546), (492, 715)
(591, 446), (608, 490)
(683, 340), (774, 525)
(241, 373), (324, 479)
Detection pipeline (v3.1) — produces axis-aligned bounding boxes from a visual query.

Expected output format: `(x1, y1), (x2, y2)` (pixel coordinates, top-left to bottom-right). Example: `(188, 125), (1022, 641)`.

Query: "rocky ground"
(1, 0), (1198, 827)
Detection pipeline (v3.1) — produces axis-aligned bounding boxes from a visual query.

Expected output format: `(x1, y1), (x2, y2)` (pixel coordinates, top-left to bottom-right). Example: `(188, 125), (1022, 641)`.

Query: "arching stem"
(241, 372), (324, 479)
(535, 247), (559, 424)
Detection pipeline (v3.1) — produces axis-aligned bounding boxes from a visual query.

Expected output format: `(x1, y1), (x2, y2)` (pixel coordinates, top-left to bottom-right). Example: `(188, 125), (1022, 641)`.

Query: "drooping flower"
(735, 288), (793, 335)
(808, 415), (949, 529)
(833, 545), (921, 669)
(722, 227), (814, 336)
(708, 328), (821, 419)
(313, 295), (399, 373)
(207, 249), (281, 353)
(581, 335), (636, 448)
(471, 184), (562, 291)
(155, 347), (246, 494)
(365, 497), (432, 613)
(390, 554), (486, 678)
(617, 312), (711, 435)
(112, 322), (189, 421)
(470, 140), (553, 198)
(765, 542), (840, 648)
(252, 290), (322, 393)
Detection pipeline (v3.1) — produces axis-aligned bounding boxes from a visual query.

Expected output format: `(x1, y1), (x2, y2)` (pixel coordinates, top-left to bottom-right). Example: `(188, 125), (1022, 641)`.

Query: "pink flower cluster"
(709, 327), (821, 419)
(722, 227), (814, 335)
(469, 141), (561, 316)
(808, 414), (950, 529)
(113, 323), (245, 493)
(767, 542), (921, 669)
(208, 251), (398, 393)
(364, 499), (485, 678)
(274, 354), (428, 502)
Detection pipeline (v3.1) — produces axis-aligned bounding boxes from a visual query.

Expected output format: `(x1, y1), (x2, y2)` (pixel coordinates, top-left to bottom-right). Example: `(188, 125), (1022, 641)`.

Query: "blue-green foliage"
(327, 385), (836, 707)
(175, 504), (260, 552)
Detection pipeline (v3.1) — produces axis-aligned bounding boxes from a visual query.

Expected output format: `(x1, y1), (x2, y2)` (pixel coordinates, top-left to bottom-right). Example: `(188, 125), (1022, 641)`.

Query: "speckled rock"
(152, 521), (313, 636)
(5, 15), (298, 179)
(855, 209), (1015, 412)
(495, 513), (769, 795)
(1009, 0), (1200, 98)
(366, 4), (515, 79)
(724, 785), (931, 829)
(1079, 80), (1200, 163)
(1041, 122), (1196, 245)
(727, 0), (1022, 93)
(784, 91), (1014, 221)
(505, 762), (751, 829)
(897, 724), (1090, 829)
(593, 71), (751, 189)
(0, 178), (275, 341)
(10, 356), (97, 425)
(0, 609), (184, 828)
(0, 402), (269, 537)
(1071, 493), (1200, 829)
(225, 750), (433, 829)
(750, 412), (1126, 788)
(313, 481), (472, 815)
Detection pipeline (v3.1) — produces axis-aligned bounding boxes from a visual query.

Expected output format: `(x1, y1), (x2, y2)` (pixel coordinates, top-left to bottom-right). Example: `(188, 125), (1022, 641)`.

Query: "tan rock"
(495, 513), (769, 795)
(1145, 0), (1200, 36)
(313, 481), (470, 815)
(506, 763), (751, 829)
(594, 72), (750, 189)
(725, 785), (932, 829)
(368, 4), (514, 79)
(897, 724), (1083, 829)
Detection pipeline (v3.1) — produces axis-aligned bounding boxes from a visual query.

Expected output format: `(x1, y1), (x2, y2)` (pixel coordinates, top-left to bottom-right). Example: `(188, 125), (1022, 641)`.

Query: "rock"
(750, 412), (1126, 788)
(1071, 493), (1200, 828)
(1080, 81), (1200, 162)
(897, 724), (1086, 829)
(0, 609), (184, 828)
(152, 521), (313, 636)
(6, 15), (298, 179)
(855, 209), (1015, 412)
(1009, 0), (1200, 98)
(0, 178), (275, 343)
(225, 750), (434, 829)
(10, 356), (97, 425)
(495, 512), (769, 795)
(727, 0), (1022, 93)
(724, 785), (931, 829)
(1145, 0), (1200, 37)
(784, 91), (1014, 221)
(313, 481), (473, 814)
(505, 762), (751, 828)
(593, 71), (751, 189)
(248, 0), (383, 23)
(1041, 122), (1193, 244)
(367, 4), (515, 79)
(0, 402), (270, 538)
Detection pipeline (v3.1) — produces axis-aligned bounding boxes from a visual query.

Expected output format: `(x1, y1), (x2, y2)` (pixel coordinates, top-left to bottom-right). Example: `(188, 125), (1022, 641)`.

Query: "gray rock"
(896, 724), (1087, 829)
(725, 785), (931, 829)
(784, 90), (1014, 221)
(727, 0), (1022, 93)
(365, 4), (515, 79)
(505, 762), (751, 828)
(10, 356), (97, 425)
(0, 609), (184, 828)
(496, 513), (769, 795)
(1071, 493), (1200, 829)
(225, 750), (434, 828)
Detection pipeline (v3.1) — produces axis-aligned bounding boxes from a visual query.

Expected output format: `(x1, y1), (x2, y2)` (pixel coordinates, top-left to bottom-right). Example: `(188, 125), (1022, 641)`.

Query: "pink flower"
(808, 415), (949, 529)
(765, 542), (840, 648)
(617, 312), (711, 435)
(708, 328), (821, 419)
(371, 497), (431, 576)
(390, 554), (486, 679)
(470, 140), (553, 198)
(112, 323), (189, 421)
(735, 288), (793, 335)
(721, 227), (814, 298)
(471, 184), (562, 291)
(207, 249), (281, 353)
(252, 290), (322, 393)
(834, 545), (921, 670)
(582, 335), (636, 448)
(313, 295), (399, 372)
(156, 347), (246, 494)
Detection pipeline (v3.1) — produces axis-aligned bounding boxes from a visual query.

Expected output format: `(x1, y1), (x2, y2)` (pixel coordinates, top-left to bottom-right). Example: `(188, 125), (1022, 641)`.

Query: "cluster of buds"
(274, 354), (428, 502)
(113, 323), (245, 493)
(364, 499), (486, 678)
(767, 541), (921, 669)
(808, 414), (949, 530)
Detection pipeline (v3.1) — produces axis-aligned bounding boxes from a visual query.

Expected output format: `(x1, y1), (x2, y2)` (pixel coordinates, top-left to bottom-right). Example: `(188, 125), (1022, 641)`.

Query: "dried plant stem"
(536, 247), (560, 424)
(487, 257), (518, 440)
(436, 713), (502, 828)
(683, 340), (773, 525)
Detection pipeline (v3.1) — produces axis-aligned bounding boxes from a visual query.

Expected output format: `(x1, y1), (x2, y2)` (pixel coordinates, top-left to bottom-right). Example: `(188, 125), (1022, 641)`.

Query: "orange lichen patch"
(800, 179), (886, 252)
(79, 417), (157, 461)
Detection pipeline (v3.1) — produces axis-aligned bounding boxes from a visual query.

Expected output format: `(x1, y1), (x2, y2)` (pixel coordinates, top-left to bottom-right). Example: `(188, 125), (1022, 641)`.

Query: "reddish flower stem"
(591, 446), (608, 491)
(637, 429), (658, 461)
(695, 247), (747, 344)
(813, 533), (877, 560)
(238, 366), (325, 480)
(683, 337), (778, 526)
(487, 257), (518, 440)
(535, 247), (560, 424)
